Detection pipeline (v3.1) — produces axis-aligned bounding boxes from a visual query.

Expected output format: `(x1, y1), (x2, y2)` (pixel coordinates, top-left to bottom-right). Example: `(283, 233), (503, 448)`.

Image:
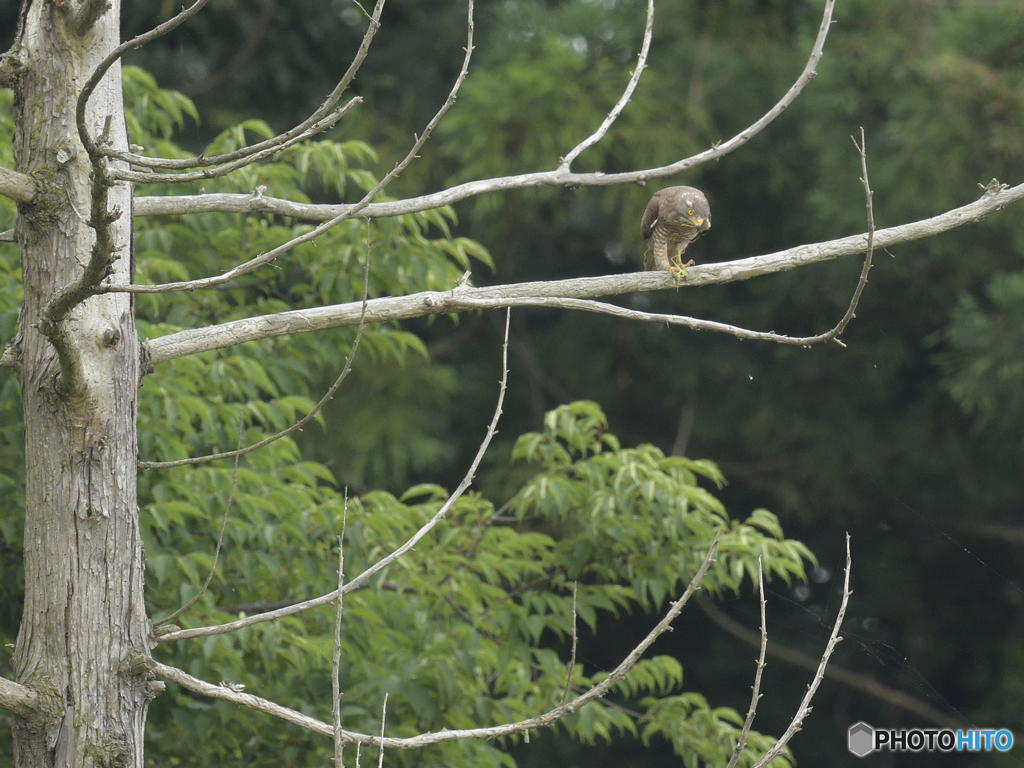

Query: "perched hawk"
(641, 186), (711, 275)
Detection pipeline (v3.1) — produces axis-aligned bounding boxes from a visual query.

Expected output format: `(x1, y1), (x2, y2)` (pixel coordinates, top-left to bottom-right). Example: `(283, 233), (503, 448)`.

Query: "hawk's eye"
(687, 209), (695, 216)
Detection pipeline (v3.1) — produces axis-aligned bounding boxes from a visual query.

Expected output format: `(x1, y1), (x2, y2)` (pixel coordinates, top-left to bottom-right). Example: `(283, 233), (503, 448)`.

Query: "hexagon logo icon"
(848, 722), (875, 757)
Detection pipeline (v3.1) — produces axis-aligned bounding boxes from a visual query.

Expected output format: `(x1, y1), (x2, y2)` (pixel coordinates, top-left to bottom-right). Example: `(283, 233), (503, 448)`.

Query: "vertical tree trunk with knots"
(7, 1), (152, 766)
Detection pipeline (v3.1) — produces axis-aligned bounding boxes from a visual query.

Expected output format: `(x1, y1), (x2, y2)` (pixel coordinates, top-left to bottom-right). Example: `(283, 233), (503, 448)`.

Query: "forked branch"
(558, 0), (654, 171)
(131, 0), (836, 223)
(104, 0), (386, 173)
(38, 0), (214, 380)
(76, 0), (213, 157)
(749, 534), (852, 768)
(110, 100), (361, 184)
(101, 0), (476, 296)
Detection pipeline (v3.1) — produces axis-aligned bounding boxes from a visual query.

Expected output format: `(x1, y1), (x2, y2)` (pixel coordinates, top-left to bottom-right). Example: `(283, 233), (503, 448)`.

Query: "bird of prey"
(641, 186), (711, 278)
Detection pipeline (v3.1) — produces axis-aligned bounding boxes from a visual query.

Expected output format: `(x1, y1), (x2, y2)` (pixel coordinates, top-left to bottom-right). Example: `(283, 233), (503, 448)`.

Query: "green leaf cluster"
(146, 397), (810, 768)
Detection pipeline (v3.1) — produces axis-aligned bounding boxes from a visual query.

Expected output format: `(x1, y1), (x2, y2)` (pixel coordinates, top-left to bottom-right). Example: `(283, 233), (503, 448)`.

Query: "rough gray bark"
(7, 2), (155, 767)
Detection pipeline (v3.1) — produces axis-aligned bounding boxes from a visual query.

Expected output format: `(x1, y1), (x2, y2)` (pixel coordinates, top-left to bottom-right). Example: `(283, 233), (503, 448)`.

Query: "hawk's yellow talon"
(668, 258), (694, 282)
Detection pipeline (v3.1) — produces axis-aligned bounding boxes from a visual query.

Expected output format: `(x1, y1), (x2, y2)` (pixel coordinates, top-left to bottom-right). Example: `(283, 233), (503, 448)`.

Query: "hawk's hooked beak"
(692, 216), (710, 232)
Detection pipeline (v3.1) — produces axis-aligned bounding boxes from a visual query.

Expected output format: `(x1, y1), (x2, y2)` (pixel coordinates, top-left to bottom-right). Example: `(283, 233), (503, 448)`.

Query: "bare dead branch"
(138, 227), (372, 469)
(102, 0), (474, 295)
(749, 534), (852, 768)
(558, 0), (654, 171)
(107, 0), (384, 172)
(156, 307), (510, 643)
(153, 660), (337, 734)
(0, 675), (39, 717)
(131, 0), (836, 222)
(725, 559), (768, 768)
(695, 594), (963, 729)
(109, 100), (361, 183)
(0, 229), (13, 242)
(0, 166), (37, 204)
(135, 178), (1024, 368)
(152, 537), (719, 747)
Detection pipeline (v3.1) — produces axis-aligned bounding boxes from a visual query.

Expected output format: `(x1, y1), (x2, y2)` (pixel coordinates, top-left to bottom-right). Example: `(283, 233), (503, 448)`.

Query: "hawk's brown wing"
(640, 191), (662, 241)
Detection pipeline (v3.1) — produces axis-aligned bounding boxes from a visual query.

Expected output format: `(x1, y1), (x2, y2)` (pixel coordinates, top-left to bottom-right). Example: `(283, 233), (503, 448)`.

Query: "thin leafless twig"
(725, 559), (768, 768)
(110, 100), (361, 184)
(333, 493), (348, 768)
(105, 0), (385, 172)
(559, 0), (654, 170)
(157, 305), (510, 643)
(748, 535), (853, 768)
(139, 222), (373, 469)
(151, 535), (719, 746)
(154, 416), (244, 627)
(100, 0), (476, 297)
(377, 694), (388, 768)
(695, 595), (963, 729)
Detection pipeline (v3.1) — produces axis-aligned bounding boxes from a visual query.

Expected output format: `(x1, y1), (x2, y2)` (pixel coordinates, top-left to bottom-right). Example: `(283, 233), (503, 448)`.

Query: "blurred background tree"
(2, 0), (1024, 765)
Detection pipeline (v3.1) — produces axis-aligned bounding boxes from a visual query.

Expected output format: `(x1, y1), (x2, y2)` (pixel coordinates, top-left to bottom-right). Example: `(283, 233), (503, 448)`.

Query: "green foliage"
(146, 395), (810, 768)
(935, 271), (1024, 434)
(641, 693), (792, 768)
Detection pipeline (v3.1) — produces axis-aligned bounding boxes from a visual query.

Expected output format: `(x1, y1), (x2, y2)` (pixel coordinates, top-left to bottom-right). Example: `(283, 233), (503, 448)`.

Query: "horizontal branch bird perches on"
(133, 179), (1021, 368)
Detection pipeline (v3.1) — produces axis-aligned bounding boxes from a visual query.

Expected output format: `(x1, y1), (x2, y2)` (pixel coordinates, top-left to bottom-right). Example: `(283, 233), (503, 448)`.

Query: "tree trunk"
(8, 2), (152, 767)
